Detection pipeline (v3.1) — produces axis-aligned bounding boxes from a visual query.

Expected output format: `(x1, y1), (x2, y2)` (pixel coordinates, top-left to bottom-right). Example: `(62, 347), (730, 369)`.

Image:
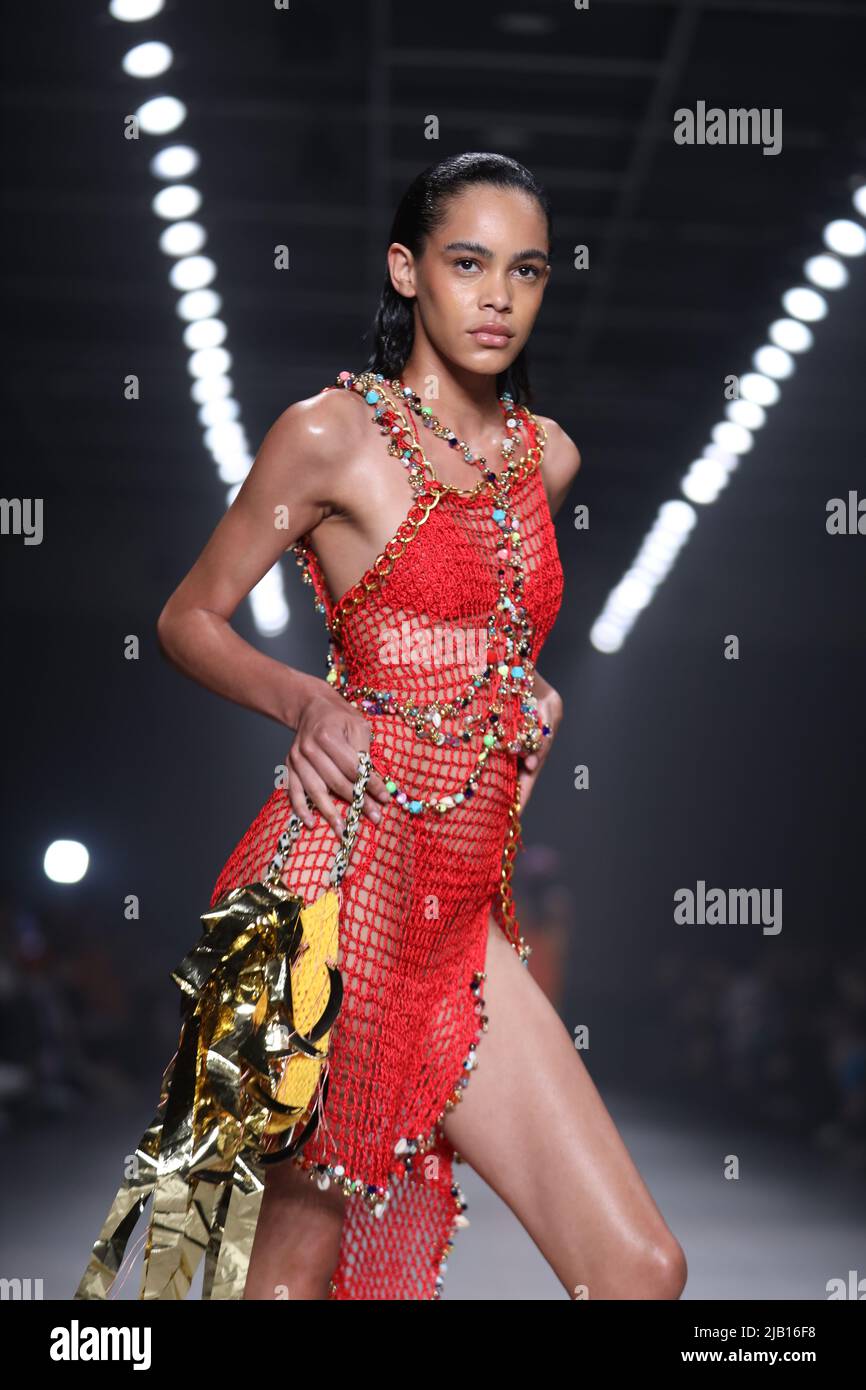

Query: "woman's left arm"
(517, 415), (582, 812)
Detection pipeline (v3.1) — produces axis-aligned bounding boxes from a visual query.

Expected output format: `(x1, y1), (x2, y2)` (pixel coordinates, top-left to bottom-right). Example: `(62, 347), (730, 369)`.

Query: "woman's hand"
(517, 672), (563, 813)
(286, 681), (392, 836)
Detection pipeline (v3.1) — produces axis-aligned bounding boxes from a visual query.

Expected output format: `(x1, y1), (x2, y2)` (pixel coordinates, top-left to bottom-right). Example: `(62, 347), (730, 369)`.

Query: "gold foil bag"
(74, 752), (371, 1301)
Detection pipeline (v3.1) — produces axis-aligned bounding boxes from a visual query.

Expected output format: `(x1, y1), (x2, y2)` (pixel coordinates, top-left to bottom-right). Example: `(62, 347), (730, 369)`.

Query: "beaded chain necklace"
(387, 373), (524, 477)
(295, 369), (551, 817)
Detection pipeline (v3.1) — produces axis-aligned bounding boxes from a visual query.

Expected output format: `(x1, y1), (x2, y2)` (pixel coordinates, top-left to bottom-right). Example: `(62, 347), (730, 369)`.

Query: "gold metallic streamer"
(75, 754), (371, 1301)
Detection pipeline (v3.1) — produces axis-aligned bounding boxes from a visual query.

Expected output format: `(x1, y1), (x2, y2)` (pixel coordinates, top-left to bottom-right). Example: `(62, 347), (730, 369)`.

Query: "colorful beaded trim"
(292, 967), (487, 1213)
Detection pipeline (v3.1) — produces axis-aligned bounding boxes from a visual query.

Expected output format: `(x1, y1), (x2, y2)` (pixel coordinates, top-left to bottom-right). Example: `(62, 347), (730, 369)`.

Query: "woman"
(156, 152), (687, 1301)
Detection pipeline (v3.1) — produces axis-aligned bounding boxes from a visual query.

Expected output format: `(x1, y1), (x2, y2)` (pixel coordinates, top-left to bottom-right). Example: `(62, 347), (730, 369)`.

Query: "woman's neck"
(395, 346), (504, 441)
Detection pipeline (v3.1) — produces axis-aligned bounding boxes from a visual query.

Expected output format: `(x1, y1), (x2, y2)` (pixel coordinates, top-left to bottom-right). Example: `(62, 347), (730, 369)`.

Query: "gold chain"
(328, 487), (444, 637)
(267, 751), (372, 888)
(498, 780), (531, 963)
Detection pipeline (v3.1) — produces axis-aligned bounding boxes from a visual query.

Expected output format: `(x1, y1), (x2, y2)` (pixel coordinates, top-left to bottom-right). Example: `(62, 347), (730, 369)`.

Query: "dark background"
(1, 0), (865, 1258)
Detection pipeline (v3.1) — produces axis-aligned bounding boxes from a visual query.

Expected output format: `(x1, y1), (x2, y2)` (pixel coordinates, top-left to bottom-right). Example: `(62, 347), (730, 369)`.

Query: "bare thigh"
(441, 913), (688, 1300)
(243, 1156), (346, 1300)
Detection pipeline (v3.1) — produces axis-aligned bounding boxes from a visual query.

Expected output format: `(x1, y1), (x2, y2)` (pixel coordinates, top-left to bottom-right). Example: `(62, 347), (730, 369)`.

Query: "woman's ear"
(387, 242), (416, 300)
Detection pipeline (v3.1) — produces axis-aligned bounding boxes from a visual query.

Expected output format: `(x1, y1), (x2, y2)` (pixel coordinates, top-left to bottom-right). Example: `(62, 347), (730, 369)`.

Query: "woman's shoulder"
(529, 411), (580, 464)
(285, 369), (369, 426)
(267, 370), (370, 462)
(527, 410), (582, 516)
(529, 410), (582, 475)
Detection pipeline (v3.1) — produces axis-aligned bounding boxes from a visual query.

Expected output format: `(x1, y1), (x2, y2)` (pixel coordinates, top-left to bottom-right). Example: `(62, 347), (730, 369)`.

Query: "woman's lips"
(469, 329), (512, 348)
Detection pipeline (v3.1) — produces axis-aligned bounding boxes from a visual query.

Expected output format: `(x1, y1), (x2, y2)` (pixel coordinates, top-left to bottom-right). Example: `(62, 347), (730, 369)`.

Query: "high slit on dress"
(208, 372), (565, 1298)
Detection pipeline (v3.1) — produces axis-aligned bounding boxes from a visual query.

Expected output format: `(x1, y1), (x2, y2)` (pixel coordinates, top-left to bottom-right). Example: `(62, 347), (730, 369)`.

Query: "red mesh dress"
(209, 369), (564, 1299)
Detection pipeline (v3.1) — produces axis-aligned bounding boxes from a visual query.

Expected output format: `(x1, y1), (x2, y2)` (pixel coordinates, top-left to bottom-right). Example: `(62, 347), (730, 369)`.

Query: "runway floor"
(3, 1085), (862, 1300)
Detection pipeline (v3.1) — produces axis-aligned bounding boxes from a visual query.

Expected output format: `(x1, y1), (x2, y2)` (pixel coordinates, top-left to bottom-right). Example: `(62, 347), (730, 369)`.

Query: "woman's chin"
(459, 345), (516, 375)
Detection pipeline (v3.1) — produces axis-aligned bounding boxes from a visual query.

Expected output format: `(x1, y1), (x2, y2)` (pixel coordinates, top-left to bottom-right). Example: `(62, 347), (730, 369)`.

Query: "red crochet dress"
(208, 371), (564, 1299)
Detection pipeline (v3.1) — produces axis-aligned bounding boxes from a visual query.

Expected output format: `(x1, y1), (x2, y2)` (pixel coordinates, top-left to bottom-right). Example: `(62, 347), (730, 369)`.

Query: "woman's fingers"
(291, 738), (384, 832)
(286, 708), (392, 836)
(288, 744), (346, 835)
(319, 728), (387, 822)
(286, 766), (316, 829)
(338, 722), (391, 804)
(331, 706), (390, 805)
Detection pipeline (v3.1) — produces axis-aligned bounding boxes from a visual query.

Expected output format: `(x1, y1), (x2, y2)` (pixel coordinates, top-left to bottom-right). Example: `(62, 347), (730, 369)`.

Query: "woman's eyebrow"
(442, 239), (549, 264)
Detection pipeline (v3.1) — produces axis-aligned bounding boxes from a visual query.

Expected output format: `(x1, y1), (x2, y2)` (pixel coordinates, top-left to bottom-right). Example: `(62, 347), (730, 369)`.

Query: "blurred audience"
(2, 872), (863, 1175)
(648, 941), (866, 1171)
(513, 843), (573, 1011)
(0, 886), (175, 1132)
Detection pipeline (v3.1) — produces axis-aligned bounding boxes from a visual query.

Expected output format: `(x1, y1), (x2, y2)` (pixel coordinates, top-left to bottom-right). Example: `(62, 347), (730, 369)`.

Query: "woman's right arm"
(156, 393), (390, 831)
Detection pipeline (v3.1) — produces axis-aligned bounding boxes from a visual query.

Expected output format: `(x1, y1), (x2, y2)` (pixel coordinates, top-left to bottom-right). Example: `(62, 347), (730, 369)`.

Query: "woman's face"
(390, 184), (551, 377)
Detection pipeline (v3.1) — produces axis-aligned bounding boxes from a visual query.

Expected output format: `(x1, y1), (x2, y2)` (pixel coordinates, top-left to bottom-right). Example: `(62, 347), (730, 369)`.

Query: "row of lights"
(49, 0), (292, 887)
(590, 186), (866, 653)
(110, 0), (290, 636)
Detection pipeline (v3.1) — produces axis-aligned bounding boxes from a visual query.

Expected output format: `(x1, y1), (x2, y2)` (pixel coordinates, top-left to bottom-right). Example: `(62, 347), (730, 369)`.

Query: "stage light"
(152, 185), (202, 220)
(725, 399), (766, 430)
(682, 458), (729, 505)
(216, 455), (253, 485)
(204, 422), (246, 453)
(803, 254), (848, 290)
(753, 345), (795, 379)
(250, 571), (291, 638)
(703, 443), (742, 469)
(712, 421), (753, 454)
(191, 375), (232, 404)
(183, 319), (227, 351)
(177, 288), (221, 321)
(608, 574), (652, 617)
(122, 41), (172, 78)
(188, 346), (232, 379)
(768, 318), (813, 352)
(135, 95), (186, 135)
(159, 221), (206, 257)
(590, 618), (627, 654)
(632, 547), (672, 581)
(169, 254), (216, 291)
(657, 499), (697, 536)
(44, 840), (89, 885)
(822, 218), (866, 257)
(109, 0), (165, 20)
(739, 372), (780, 407)
(150, 145), (200, 180)
(198, 398), (240, 427)
(781, 286), (828, 321)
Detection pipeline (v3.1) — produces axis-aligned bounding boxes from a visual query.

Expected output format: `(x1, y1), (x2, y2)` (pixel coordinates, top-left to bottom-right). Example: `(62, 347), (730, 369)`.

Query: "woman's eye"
(452, 258), (540, 278)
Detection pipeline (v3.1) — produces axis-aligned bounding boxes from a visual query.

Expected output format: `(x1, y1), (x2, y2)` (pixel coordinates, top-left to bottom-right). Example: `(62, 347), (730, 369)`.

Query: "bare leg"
(242, 1157), (346, 1300)
(442, 912), (688, 1300)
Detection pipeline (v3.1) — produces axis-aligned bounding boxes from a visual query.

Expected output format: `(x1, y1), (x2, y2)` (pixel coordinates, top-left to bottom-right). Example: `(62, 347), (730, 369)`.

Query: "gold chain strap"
(266, 750), (372, 889)
(498, 779), (531, 963)
(329, 489), (444, 637)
